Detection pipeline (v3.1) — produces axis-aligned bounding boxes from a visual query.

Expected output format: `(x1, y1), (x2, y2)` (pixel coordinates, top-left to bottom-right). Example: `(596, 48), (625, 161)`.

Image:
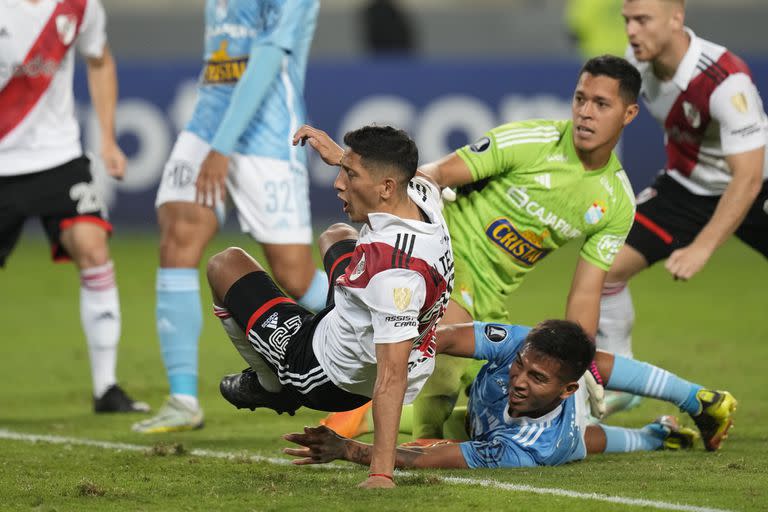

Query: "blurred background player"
(598, 0), (768, 414)
(284, 320), (736, 471)
(0, 0), (148, 413)
(565, 0), (627, 58)
(324, 55), (640, 442)
(133, 0), (325, 434)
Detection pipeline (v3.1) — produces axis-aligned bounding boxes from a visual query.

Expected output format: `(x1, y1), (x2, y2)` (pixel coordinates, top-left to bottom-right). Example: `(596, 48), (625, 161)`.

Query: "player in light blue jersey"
(134, 0), (325, 433)
(283, 320), (736, 475)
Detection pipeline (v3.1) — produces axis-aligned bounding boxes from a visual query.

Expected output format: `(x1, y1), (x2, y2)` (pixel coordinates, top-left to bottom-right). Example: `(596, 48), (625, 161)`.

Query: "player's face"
(507, 346), (577, 418)
(333, 150), (383, 223)
(622, 0), (684, 62)
(572, 73), (637, 155)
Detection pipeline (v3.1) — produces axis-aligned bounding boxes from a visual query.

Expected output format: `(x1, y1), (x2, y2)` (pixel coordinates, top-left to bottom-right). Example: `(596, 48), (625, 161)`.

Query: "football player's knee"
(601, 281), (627, 297)
(206, 247), (248, 291)
(66, 232), (110, 269)
(318, 223), (357, 256)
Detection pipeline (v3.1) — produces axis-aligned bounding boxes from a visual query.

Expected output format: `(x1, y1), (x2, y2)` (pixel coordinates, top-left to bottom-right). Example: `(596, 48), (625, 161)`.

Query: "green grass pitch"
(0, 230), (766, 511)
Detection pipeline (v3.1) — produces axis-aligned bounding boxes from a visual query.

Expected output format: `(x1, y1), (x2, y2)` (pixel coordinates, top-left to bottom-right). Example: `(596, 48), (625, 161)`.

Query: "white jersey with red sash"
(0, 0), (106, 175)
(312, 176), (454, 403)
(627, 28), (768, 196)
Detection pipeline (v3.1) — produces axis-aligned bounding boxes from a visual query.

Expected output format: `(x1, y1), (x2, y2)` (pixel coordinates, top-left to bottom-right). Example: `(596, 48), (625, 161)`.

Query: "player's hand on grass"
(282, 425), (345, 465)
(665, 243), (712, 281)
(293, 125), (344, 167)
(195, 150), (229, 207)
(101, 139), (126, 180)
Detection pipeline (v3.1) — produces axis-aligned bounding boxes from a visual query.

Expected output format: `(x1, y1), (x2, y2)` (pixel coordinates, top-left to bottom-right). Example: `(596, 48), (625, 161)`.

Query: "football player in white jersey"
(283, 319), (735, 470)
(207, 124), (454, 488)
(0, 0), (148, 413)
(598, 0), (768, 415)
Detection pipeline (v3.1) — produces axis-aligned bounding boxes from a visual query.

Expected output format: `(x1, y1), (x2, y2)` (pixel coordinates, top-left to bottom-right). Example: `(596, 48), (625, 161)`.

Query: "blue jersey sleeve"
(459, 436), (537, 469)
(264, 0), (318, 52)
(472, 322), (530, 365)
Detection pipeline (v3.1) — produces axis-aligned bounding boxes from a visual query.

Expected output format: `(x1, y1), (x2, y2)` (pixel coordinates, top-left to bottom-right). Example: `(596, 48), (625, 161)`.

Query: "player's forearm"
(341, 439), (431, 469)
(210, 44), (283, 156)
(692, 167), (763, 252)
(369, 367), (408, 475)
(86, 46), (118, 145)
(565, 291), (600, 340)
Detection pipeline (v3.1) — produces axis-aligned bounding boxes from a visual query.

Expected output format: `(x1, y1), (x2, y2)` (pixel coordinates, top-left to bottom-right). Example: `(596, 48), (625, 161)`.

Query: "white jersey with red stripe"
(0, 0), (106, 175)
(627, 28), (768, 196)
(312, 176), (454, 403)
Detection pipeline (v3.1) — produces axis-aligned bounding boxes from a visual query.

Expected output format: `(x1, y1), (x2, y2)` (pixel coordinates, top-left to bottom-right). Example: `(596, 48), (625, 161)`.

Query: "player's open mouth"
(576, 126), (595, 135)
(509, 391), (527, 404)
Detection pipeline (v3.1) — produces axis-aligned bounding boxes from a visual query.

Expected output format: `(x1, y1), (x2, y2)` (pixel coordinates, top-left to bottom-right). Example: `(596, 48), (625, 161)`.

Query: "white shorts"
(155, 131), (312, 244)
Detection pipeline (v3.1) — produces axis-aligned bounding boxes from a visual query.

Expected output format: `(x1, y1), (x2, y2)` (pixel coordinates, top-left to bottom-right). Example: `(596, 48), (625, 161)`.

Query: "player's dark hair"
(523, 320), (596, 382)
(343, 125), (418, 184)
(579, 55), (642, 104)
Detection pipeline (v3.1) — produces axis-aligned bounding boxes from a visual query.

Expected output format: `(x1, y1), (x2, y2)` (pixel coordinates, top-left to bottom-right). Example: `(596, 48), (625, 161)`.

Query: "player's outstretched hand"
(292, 125), (344, 167)
(195, 150), (229, 208)
(102, 140), (126, 180)
(665, 243), (712, 281)
(282, 425), (346, 465)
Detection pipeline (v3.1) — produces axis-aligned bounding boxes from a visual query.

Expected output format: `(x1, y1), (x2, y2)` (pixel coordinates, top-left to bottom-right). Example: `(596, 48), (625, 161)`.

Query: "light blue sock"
(296, 269), (329, 312)
(601, 424), (665, 453)
(156, 268), (202, 397)
(607, 355), (702, 414)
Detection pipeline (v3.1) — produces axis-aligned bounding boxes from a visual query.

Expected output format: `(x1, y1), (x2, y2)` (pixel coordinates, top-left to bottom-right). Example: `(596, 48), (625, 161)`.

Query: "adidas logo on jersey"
(534, 174), (551, 189)
(262, 312), (279, 329)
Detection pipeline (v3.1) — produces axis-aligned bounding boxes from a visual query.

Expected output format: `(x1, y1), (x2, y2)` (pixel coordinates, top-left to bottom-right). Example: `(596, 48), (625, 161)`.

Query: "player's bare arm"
(293, 124), (344, 166)
(418, 152), (474, 189)
(566, 257), (608, 339)
(665, 146), (765, 281)
(364, 340), (412, 488)
(85, 44), (125, 179)
(435, 322), (477, 358)
(283, 425), (468, 469)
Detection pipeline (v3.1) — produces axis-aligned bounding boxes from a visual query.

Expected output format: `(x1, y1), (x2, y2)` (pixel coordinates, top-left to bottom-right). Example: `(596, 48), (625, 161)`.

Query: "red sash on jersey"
(0, 0), (87, 140)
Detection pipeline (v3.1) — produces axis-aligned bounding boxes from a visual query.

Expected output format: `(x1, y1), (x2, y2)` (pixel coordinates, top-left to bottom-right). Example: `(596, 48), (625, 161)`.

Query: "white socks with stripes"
(597, 282), (635, 358)
(80, 261), (120, 399)
(213, 305), (282, 393)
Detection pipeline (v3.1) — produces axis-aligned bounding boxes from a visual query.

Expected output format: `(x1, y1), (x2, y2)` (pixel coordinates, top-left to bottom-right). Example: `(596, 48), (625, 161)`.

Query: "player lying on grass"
(284, 320), (736, 473)
(206, 124), (453, 489)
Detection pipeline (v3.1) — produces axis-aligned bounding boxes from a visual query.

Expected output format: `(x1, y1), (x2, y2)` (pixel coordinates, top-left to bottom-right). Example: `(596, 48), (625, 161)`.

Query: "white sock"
(213, 305), (282, 392)
(171, 393), (199, 410)
(80, 261), (120, 398)
(597, 282), (635, 358)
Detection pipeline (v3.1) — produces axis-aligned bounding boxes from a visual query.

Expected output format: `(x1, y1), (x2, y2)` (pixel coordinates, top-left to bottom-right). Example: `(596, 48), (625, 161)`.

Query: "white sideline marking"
(0, 429), (734, 512)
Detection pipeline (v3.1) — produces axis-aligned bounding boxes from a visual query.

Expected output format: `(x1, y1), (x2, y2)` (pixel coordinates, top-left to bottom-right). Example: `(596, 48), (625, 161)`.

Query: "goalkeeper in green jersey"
(322, 55), (642, 442)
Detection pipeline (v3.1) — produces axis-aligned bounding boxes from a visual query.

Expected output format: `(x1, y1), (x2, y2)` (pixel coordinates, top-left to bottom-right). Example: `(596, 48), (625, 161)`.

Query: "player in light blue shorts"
(283, 320), (736, 476)
(134, 0), (326, 433)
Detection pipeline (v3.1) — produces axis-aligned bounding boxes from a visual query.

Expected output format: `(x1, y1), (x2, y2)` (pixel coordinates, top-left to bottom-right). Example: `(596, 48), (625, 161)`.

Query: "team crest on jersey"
(56, 14), (77, 46)
(682, 101), (701, 129)
(393, 288), (413, 312)
(349, 254), (366, 280)
(584, 201), (607, 225)
(469, 136), (491, 153)
(731, 93), (748, 113)
(485, 218), (551, 267)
